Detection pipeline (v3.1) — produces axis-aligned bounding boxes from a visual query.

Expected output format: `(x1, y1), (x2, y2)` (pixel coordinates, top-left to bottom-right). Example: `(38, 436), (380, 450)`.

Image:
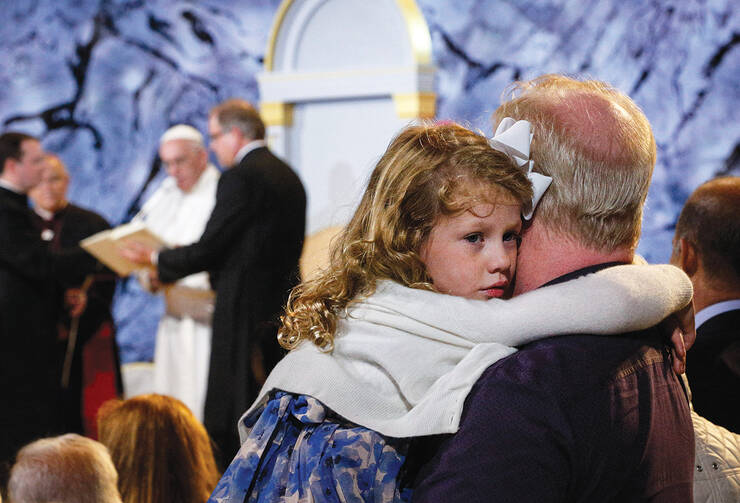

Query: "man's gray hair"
(8, 434), (122, 503)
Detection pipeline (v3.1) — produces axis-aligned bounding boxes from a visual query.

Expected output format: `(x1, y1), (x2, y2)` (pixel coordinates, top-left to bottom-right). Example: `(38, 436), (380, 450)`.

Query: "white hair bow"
(489, 117), (552, 220)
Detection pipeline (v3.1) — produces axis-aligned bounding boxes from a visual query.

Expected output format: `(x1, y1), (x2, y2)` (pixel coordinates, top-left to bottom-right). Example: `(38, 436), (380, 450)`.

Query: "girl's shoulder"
(211, 391), (411, 502)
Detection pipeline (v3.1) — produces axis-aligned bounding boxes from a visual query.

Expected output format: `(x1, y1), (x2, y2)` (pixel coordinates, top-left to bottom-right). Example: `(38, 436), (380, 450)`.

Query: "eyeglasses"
(209, 129), (228, 143)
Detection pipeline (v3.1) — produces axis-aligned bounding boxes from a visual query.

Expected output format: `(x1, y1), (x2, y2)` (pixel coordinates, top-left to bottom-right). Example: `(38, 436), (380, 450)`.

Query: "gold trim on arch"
(264, 0), (432, 71)
(396, 0), (432, 65)
(393, 92), (436, 119)
(260, 101), (294, 126)
(264, 0), (293, 71)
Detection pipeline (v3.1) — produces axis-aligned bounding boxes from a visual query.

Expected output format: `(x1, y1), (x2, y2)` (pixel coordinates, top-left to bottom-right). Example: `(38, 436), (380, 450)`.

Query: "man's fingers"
(670, 329), (686, 375)
(676, 303), (696, 352)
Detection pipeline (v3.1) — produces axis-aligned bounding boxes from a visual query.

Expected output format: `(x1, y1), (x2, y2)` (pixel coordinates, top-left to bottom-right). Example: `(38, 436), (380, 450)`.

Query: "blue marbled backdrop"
(1, 0), (737, 362)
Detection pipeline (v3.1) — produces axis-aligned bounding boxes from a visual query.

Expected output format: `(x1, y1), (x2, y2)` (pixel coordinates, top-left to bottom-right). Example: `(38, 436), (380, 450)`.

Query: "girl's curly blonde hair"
(278, 122), (533, 351)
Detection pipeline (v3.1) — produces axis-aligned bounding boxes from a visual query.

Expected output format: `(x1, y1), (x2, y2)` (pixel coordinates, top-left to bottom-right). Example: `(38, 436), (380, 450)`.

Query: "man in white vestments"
(133, 124), (219, 421)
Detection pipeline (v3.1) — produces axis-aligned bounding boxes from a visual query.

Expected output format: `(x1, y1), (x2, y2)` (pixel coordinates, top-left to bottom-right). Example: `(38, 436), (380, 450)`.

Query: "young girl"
(208, 122), (691, 502)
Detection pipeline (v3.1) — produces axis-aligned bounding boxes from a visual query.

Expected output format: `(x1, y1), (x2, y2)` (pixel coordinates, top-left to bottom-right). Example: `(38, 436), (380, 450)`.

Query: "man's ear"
(230, 125), (245, 143)
(675, 237), (699, 277)
(2, 158), (17, 179)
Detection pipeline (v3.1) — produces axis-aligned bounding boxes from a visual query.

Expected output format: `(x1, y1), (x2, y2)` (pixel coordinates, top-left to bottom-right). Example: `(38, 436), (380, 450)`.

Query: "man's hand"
(136, 268), (163, 293)
(64, 288), (87, 318)
(119, 241), (155, 266)
(661, 302), (696, 375)
(147, 269), (163, 292)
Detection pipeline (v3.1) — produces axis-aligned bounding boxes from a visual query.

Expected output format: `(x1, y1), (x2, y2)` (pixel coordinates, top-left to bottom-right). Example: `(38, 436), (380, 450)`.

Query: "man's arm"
(156, 165), (271, 283)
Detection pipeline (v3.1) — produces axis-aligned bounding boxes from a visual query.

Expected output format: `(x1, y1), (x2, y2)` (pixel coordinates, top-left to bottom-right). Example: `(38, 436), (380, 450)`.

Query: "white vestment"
(134, 165), (219, 420)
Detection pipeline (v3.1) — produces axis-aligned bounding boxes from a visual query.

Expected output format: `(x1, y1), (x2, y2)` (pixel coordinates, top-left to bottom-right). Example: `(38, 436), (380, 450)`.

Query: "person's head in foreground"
(7, 433), (122, 503)
(97, 394), (220, 503)
(279, 121), (533, 351)
(493, 74), (656, 294)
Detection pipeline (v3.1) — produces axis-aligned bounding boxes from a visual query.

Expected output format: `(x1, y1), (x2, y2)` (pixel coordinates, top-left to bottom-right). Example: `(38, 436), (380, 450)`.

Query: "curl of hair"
(279, 122), (533, 351)
(97, 394), (220, 503)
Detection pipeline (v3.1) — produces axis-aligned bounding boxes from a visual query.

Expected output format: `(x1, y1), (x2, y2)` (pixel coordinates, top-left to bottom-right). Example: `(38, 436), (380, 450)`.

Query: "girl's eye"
(464, 233), (483, 244)
(503, 231), (522, 245)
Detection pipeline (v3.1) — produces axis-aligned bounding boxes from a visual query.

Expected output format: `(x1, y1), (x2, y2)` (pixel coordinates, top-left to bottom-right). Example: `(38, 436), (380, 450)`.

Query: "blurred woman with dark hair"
(97, 393), (220, 503)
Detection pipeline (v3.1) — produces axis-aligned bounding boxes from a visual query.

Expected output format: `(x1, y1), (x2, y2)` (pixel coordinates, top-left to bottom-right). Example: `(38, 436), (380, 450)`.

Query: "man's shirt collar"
(695, 299), (740, 329)
(233, 139), (267, 166)
(0, 178), (24, 194)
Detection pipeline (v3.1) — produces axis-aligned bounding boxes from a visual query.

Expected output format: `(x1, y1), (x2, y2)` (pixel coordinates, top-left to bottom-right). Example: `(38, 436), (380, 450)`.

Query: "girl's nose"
(485, 243), (511, 273)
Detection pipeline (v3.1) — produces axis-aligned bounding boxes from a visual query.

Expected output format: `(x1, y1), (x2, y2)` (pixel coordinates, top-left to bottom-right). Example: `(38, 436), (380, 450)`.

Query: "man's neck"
(514, 220), (633, 295)
(690, 271), (740, 312)
(0, 176), (24, 194)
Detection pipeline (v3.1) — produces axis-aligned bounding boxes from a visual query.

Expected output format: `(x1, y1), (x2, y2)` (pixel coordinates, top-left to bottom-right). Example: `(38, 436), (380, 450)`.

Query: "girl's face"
(420, 202), (522, 300)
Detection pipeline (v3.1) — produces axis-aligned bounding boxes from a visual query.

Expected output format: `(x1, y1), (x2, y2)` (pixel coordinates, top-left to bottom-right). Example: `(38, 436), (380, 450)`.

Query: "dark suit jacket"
(32, 203), (121, 435)
(157, 146), (306, 461)
(0, 188), (97, 466)
(687, 307), (740, 433)
(411, 264), (694, 502)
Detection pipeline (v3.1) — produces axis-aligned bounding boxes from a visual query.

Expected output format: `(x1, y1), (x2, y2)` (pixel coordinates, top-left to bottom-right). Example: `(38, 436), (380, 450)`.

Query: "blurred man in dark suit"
(0, 132), (96, 482)
(122, 100), (306, 464)
(672, 176), (740, 433)
(29, 154), (121, 437)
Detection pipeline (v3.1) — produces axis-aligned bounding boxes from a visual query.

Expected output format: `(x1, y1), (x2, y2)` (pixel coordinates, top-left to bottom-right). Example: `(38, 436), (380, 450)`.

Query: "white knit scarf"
(241, 264), (692, 439)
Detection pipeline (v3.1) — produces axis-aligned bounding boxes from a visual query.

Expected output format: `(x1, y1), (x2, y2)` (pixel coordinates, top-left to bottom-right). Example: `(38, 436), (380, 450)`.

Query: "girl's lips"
(483, 281), (508, 298)
(484, 287), (506, 298)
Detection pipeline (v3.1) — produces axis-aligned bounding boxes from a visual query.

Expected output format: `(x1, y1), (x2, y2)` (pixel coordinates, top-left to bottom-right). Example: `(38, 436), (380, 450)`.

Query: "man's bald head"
(494, 74), (656, 252)
(29, 154), (70, 213)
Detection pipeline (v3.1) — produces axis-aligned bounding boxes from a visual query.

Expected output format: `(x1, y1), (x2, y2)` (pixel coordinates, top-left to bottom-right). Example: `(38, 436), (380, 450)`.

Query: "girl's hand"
(662, 302), (695, 375)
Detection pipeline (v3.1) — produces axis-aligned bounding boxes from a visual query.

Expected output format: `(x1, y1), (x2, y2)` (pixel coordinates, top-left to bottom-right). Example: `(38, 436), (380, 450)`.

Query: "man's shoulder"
(698, 308), (740, 336)
(0, 186), (27, 212)
(65, 203), (110, 227)
(471, 332), (669, 405)
(233, 147), (305, 197)
(410, 332), (693, 502)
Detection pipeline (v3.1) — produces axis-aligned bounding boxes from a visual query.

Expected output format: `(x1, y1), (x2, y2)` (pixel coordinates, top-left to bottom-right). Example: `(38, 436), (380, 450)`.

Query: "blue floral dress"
(208, 391), (411, 502)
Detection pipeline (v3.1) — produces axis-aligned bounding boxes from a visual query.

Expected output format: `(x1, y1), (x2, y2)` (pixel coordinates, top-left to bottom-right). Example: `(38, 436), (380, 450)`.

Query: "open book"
(80, 220), (167, 277)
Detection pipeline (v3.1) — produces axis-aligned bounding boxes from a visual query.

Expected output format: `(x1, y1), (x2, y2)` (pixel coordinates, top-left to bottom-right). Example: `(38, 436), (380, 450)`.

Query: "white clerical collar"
(34, 206), (55, 221)
(0, 178), (23, 194)
(233, 139), (266, 166)
(695, 299), (740, 329)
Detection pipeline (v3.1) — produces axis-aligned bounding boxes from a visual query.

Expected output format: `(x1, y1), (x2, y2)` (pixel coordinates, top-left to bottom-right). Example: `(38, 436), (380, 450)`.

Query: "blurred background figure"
(28, 154), (122, 437)
(130, 124), (219, 421)
(121, 101), (307, 464)
(1, 132), (98, 486)
(97, 394), (220, 503)
(7, 433), (122, 503)
(671, 176), (740, 433)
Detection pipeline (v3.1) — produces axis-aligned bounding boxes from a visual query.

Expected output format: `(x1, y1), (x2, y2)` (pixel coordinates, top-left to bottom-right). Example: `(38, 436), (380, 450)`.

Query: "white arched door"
(258, 0), (436, 234)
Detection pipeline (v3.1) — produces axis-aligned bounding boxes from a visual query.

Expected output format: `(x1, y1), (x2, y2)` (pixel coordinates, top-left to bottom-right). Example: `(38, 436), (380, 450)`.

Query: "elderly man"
(7, 434), (122, 503)
(411, 75), (694, 501)
(123, 100), (306, 464)
(671, 176), (740, 433)
(132, 124), (220, 422)
(29, 154), (120, 437)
